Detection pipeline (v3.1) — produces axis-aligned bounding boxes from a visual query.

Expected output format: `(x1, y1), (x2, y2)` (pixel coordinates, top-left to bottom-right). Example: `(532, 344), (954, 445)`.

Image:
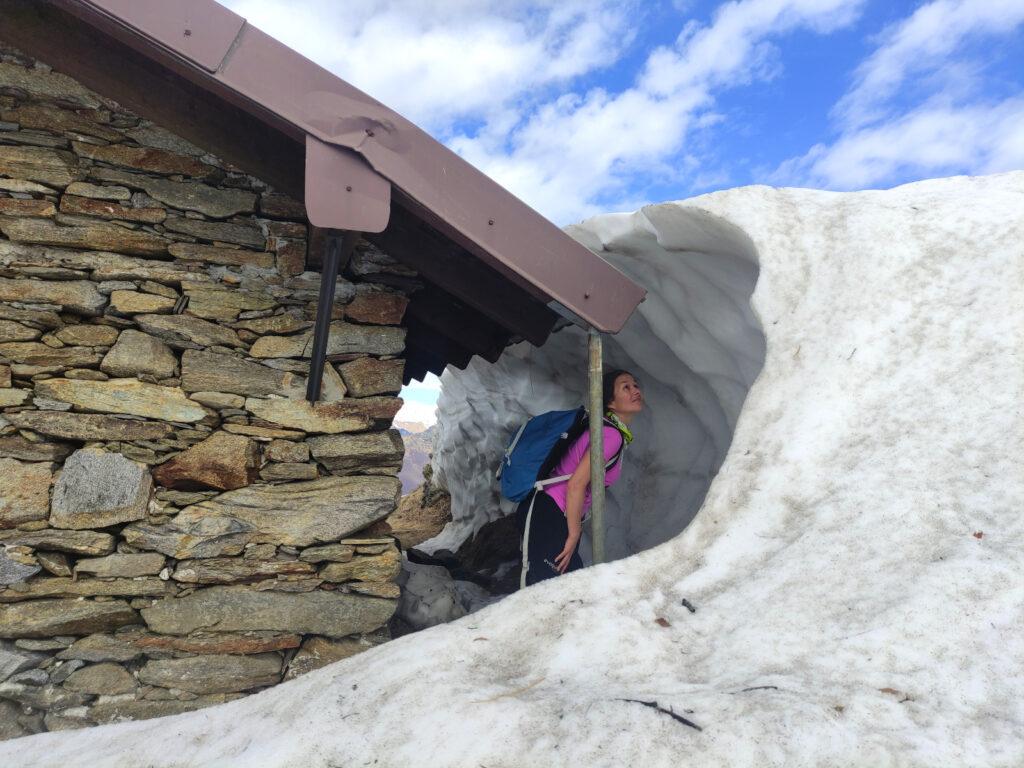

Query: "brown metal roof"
(2, 0), (647, 381)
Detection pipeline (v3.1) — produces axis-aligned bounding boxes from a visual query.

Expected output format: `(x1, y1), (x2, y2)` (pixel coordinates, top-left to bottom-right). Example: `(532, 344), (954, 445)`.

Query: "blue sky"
(222, 0), (1024, 422)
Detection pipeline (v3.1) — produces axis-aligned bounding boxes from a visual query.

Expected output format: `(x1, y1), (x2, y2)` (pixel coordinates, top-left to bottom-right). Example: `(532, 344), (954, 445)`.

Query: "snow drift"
(3, 172), (1022, 767)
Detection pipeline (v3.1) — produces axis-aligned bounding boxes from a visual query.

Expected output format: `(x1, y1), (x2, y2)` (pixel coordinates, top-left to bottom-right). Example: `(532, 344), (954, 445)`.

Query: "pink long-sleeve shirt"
(543, 425), (624, 521)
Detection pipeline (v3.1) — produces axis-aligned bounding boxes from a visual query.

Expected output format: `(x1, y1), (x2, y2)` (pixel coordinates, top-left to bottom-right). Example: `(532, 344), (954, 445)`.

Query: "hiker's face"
(608, 374), (643, 415)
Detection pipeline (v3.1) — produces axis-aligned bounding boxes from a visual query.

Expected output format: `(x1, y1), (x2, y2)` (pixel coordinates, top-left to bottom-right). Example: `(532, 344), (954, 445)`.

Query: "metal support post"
(305, 230), (359, 403)
(588, 328), (606, 564)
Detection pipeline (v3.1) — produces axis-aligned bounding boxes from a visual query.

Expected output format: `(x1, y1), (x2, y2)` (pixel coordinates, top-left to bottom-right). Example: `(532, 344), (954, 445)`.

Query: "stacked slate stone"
(0, 44), (414, 738)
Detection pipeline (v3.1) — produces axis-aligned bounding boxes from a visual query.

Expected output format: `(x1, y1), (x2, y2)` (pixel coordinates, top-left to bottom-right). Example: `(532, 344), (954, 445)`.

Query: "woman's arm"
(554, 449), (590, 573)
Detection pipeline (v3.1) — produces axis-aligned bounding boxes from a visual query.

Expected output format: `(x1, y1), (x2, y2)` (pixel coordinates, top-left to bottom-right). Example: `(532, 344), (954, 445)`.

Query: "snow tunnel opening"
(393, 205), (766, 633)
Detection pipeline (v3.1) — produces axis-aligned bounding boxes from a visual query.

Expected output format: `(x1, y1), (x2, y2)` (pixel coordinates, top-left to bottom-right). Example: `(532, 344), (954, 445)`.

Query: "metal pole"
(588, 328), (606, 564)
(305, 230), (357, 402)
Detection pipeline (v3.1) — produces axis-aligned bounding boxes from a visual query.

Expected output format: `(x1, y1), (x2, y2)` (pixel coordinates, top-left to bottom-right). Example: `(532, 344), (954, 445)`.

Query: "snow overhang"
(2, 0), (647, 382)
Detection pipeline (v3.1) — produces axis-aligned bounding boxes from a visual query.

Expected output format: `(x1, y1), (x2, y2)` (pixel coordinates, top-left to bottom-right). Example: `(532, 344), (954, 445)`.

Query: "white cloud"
(221, 0), (633, 133)
(775, 98), (1024, 189)
(834, 0), (1024, 129)
(395, 398), (439, 427)
(221, 0), (866, 223)
(451, 0), (866, 222)
(397, 372), (442, 426)
(774, 0), (1024, 190)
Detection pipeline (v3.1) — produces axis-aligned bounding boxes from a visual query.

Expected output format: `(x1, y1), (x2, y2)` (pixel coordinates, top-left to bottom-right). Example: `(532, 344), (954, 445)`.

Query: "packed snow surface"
(3, 173), (1022, 767)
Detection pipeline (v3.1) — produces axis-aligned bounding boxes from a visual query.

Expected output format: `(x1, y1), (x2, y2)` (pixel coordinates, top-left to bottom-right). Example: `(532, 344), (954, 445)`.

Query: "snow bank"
(4, 173), (1022, 767)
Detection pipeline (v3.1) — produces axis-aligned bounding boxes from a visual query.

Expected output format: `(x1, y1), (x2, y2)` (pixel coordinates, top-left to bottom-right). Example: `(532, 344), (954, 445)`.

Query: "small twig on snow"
(735, 685), (779, 693)
(680, 598), (697, 613)
(618, 698), (702, 732)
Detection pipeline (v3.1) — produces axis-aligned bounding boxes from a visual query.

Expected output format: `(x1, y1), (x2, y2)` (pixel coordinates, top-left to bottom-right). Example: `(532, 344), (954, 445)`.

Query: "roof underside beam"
(364, 205), (558, 348)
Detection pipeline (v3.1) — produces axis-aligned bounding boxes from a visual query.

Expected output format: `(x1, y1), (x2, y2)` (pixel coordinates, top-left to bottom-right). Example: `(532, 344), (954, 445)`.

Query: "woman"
(517, 369), (644, 587)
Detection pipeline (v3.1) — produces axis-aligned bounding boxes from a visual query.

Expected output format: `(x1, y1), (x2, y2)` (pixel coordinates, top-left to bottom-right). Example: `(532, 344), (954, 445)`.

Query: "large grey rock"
(135, 178), (256, 218)
(0, 389), (29, 408)
(0, 435), (73, 463)
(34, 378), (206, 423)
(171, 558), (314, 585)
(0, 341), (103, 369)
(337, 357), (405, 397)
(0, 62), (101, 108)
(5, 410), (174, 442)
(127, 630), (300, 656)
(63, 663), (135, 695)
(320, 548), (401, 583)
(73, 553), (165, 579)
(107, 290), (176, 315)
(57, 632), (147, 663)
(54, 324), (120, 346)
(36, 551), (72, 577)
(121, 516), (253, 560)
(168, 243), (273, 268)
(0, 577), (172, 603)
(100, 330), (177, 379)
(298, 544), (354, 563)
(141, 586), (396, 637)
(133, 313), (243, 350)
(124, 123), (204, 156)
(0, 459), (52, 529)
(249, 321), (405, 358)
(284, 636), (375, 680)
(174, 475), (401, 547)
(0, 673), (90, 710)
(88, 693), (241, 724)
(0, 640), (47, 683)
(308, 430), (405, 474)
(137, 653), (281, 694)
(0, 549), (40, 586)
(0, 529), (115, 557)
(183, 287), (276, 322)
(0, 240), (199, 286)
(50, 448), (152, 530)
(0, 599), (138, 639)
(0, 699), (29, 740)
(0, 277), (105, 315)
(0, 218), (168, 257)
(245, 398), (367, 434)
(180, 350), (304, 398)
(0, 144), (82, 186)
(244, 397), (401, 434)
(44, 708), (95, 733)
(162, 216), (265, 248)
(0, 320), (41, 343)
(71, 141), (214, 179)
(152, 431), (259, 491)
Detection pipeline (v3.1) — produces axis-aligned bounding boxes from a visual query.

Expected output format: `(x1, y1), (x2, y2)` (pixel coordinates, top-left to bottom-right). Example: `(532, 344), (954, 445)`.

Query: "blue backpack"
(496, 407), (624, 502)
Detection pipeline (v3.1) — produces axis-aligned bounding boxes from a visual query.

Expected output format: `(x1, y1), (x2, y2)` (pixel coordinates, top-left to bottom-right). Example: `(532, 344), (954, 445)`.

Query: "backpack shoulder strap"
(534, 422), (625, 491)
(602, 417), (626, 471)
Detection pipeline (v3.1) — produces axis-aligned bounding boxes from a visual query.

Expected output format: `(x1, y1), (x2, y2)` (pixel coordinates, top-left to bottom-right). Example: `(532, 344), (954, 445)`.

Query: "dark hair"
(603, 369), (638, 408)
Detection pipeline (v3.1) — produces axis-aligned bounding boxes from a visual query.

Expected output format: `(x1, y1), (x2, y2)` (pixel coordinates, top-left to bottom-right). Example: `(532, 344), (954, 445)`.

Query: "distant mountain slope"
(397, 424), (436, 494)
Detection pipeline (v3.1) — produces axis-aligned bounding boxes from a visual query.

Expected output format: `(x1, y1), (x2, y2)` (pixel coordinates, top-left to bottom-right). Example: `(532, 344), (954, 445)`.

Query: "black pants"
(515, 491), (583, 588)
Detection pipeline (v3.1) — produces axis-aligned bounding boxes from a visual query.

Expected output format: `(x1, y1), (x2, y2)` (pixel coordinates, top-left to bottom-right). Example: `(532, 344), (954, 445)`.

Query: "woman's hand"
(554, 530), (580, 573)
(557, 446), (589, 574)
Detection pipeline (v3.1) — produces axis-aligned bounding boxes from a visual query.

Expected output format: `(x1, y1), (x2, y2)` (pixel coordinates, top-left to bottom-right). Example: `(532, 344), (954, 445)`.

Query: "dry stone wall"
(0, 42), (414, 739)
